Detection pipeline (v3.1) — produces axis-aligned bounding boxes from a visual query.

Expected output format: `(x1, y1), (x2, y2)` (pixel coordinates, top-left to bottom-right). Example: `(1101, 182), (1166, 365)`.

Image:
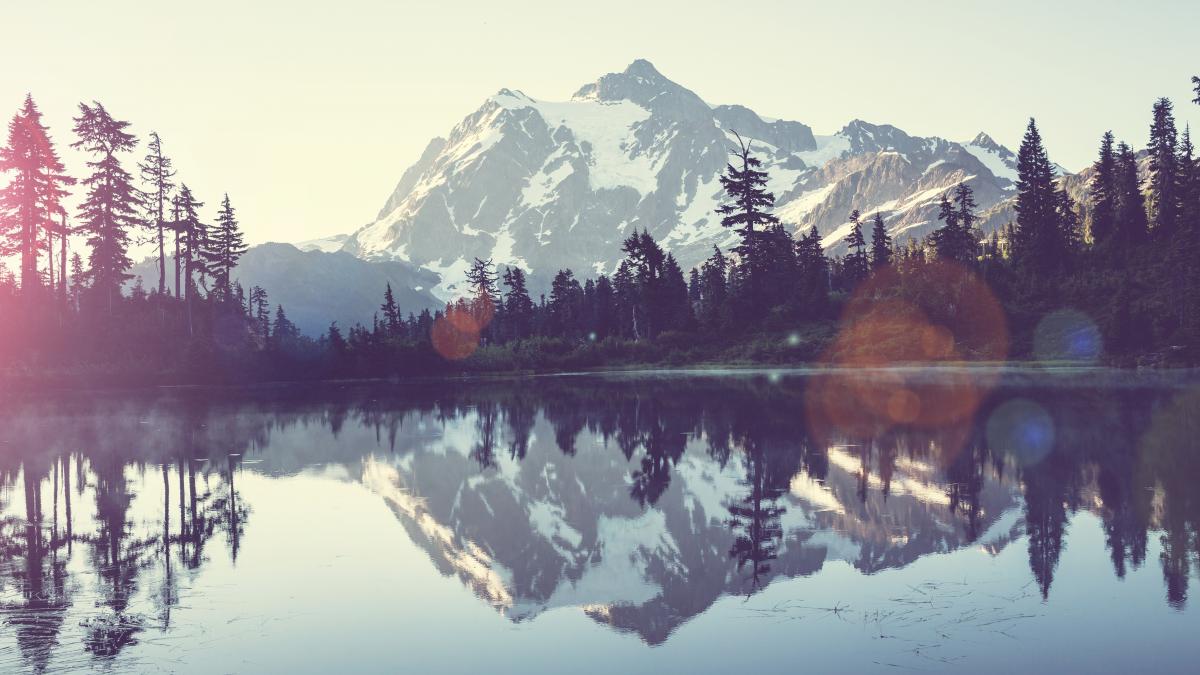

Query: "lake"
(1, 369), (1198, 673)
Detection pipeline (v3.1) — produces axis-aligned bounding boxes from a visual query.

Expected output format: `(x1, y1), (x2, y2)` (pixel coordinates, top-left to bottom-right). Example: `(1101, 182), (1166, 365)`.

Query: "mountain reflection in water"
(1, 370), (1198, 673)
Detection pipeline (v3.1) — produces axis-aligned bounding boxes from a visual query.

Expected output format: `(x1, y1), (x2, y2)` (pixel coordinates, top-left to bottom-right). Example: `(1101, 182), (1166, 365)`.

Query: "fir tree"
(548, 269), (584, 338)
(1114, 142), (1148, 245)
(71, 101), (142, 313)
(716, 132), (780, 312)
(204, 194), (246, 301)
(1090, 131), (1118, 245)
(138, 132), (175, 295)
(869, 213), (892, 270)
(0, 95), (74, 296)
(1012, 118), (1063, 273)
(842, 209), (869, 285)
(501, 266), (534, 340)
(250, 285), (270, 340)
(1147, 97), (1180, 234)
(380, 282), (402, 337)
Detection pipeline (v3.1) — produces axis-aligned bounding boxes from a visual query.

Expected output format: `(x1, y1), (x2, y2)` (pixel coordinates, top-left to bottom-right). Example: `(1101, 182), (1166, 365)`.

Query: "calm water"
(1, 369), (1198, 673)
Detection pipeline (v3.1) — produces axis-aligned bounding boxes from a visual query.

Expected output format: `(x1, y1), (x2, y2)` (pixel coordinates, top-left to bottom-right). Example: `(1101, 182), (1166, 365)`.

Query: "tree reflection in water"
(0, 371), (1197, 669)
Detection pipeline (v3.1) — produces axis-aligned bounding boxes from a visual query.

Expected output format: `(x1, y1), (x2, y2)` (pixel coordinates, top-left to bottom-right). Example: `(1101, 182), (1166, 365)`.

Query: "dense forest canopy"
(1, 77), (1199, 385)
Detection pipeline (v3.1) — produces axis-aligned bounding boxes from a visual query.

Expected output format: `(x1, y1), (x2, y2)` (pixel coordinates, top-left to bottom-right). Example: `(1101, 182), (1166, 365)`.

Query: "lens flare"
(1034, 309), (1103, 363)
(985, 398), (1055, 466)
(432, 306), (481, 361)
(805, 260), (1009, 457)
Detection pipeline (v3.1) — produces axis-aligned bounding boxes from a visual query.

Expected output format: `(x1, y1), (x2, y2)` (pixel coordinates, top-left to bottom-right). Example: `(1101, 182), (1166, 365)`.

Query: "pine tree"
(380, 282), (402, 337)
(138, 132), (175, 295)
(699, 246), (728, 329)
(842, 209), (868, 285)
(0, 95), (74, 297)
(71, 101), (142, 313)
(204, 194), (246, 302)
(794, 227), (829, 316)
(1114, 142), (1148, 245)
(869, 213), (892, 270)
(249, 285), (270, 340)
(501, 266), (534, 340)
(1178, 125), (1198, 226)
(659, 253), (692, 330)
(272, 304), (300, 347)
(592, 274), (617, 339)
(548, 269), (584, 338)
(1147, 98), (1180, 234)
(174, 184), (204, 298)
(1012, 118), (1063, 273)
(716, 132), (780, 312)
(1090, 131), (1118, 246)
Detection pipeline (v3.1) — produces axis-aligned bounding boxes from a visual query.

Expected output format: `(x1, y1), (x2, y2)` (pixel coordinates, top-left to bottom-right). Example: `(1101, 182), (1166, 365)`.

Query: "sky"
(2, 0), (1198, 248)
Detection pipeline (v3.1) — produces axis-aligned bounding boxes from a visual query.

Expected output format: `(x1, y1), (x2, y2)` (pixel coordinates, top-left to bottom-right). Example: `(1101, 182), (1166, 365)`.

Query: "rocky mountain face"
(338, 59), (1051, 299)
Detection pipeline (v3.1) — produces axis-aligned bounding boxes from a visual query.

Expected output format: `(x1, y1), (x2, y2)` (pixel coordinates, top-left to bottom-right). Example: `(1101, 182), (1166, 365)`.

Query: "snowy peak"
(964, 131), (1018, 184)
(341, 61), (1052, 298)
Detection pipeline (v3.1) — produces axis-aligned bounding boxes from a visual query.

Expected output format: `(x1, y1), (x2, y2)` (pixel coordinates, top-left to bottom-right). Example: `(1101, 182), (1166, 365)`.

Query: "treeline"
(319, 84), (1200, 376)
(3, 79), (1200, 384)
(0, 96), (297, 383)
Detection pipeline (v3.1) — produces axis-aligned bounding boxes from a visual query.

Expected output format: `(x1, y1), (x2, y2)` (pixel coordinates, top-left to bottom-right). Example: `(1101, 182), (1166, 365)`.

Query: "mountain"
(336, 59), (1060, 298)
(128, 243), (441, 335)
(360, 408), (1023, 644)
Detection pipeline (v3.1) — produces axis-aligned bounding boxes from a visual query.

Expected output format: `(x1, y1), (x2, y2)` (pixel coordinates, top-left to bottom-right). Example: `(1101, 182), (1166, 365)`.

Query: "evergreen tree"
(71, 101), (142, 313)
(592, 274), (617, 339)
(204, 194), (246, 301)
(1012, 118), (1063, 273)
(1147, 97), (1180, 234)
(1114, 142), (1148, 245)
(716, 132), (780, 312)
(138, 132), (175, 295)
(1178, 125), (1198, 226)
(658, 253), (693, 330)
(249, 285), (270, 341)
(548, 269), (584, 338)
(466, 257), (499, 304)
(380, 282), (402, 337)
(271, 305), (300, 348)
(698, 246), (729, 329)
(1090, 131), (1118, 245)
(501, 266), (534, 340)
(869, 212), (892, 270)
(0, 95), (74, 296)
(465, 257), (499, 339)
(174, 185), (205, 298)
(842, 209), (869, 285)
(794, 227), (829, 316)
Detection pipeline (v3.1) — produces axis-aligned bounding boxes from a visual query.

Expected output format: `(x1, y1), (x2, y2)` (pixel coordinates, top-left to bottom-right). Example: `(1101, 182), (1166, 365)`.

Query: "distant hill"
(129, 242), (442, 336)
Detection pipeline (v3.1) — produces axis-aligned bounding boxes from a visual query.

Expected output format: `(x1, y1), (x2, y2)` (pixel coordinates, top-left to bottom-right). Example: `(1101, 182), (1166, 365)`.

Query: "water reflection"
(0, 371), (1198, 670)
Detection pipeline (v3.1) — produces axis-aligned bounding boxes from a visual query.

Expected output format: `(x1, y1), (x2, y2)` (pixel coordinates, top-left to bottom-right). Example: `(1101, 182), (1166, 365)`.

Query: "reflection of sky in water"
(0, 372), (1197, 673)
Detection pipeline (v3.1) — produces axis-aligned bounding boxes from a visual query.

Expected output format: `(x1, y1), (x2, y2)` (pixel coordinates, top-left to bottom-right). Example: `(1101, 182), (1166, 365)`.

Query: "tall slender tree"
(869, 213), (892, 270)
(203, 194), (246, 302)
(1012, 118), (1063, 273)
(716, 132), (780, 311)
(71, 101), (141, 313)
(138, 132), (176, 295)
(842, 209), (868, 285)
(1147, 98), (1180, 234)
(0, 95), (73, 297)
(1090, 131), (1118, 245)
(1114, 142), (1148, 245)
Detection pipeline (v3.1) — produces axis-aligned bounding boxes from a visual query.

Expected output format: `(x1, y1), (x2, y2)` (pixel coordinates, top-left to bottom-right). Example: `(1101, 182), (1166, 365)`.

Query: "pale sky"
(2, 0), (1197, 247)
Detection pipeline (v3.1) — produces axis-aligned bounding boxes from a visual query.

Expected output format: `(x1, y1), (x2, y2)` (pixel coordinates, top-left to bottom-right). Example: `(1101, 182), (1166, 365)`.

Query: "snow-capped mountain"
(338, 59), (1055, 299)
(360, 408), (1023, 644)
